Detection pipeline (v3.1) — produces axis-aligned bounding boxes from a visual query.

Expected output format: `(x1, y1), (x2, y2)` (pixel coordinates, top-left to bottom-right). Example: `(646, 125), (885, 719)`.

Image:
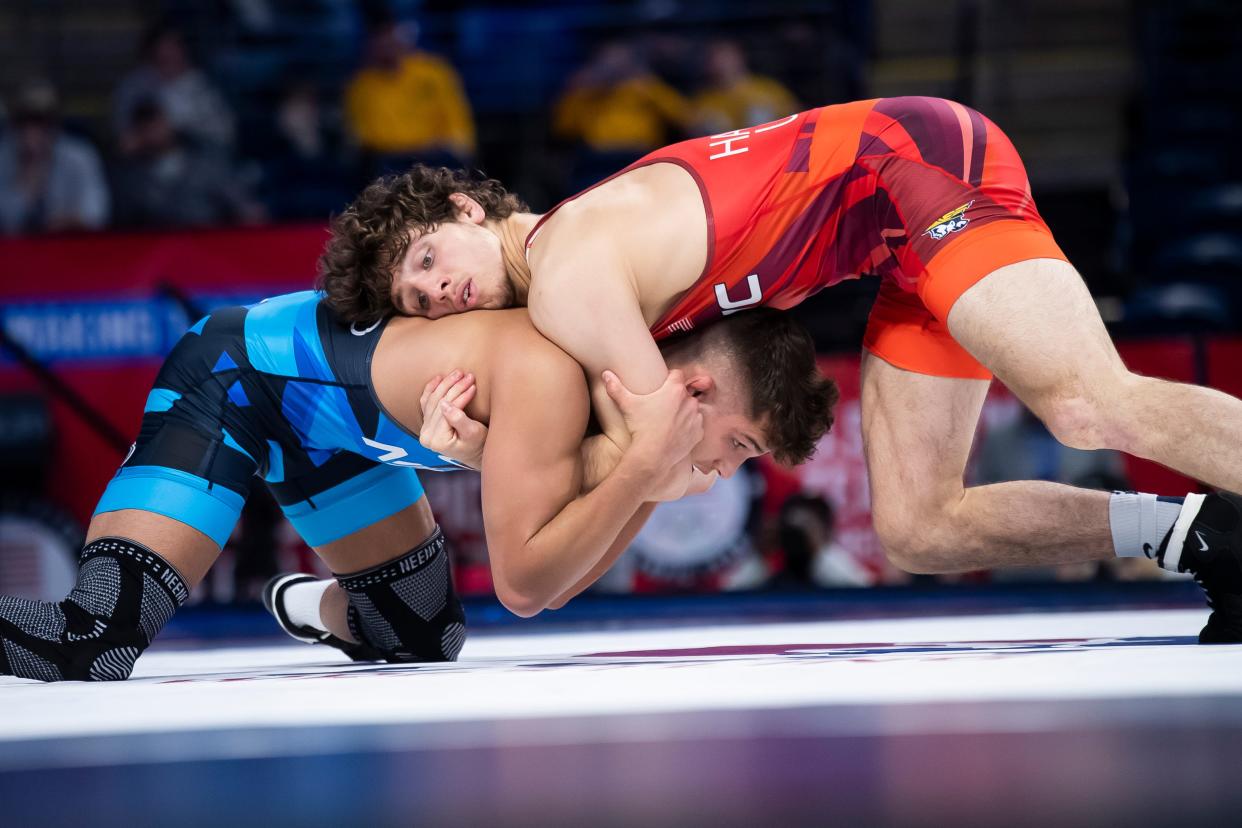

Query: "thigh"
(863, 278), (992, 381)
(269, 456), (429, 550)
(861, 350), (989, 530)
(946, 257), (1127, 402)
(313, 496), (437, 574)
(86, 509), (221, 588)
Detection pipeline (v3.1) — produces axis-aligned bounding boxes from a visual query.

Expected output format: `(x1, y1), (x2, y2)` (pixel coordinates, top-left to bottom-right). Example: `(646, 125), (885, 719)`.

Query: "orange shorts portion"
(862, 219), (1067, 380)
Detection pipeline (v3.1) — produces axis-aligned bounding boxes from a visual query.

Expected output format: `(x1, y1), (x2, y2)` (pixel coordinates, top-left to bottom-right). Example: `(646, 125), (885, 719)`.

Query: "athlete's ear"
(684, 374), (715, 399)
(448, 193), (486, 224)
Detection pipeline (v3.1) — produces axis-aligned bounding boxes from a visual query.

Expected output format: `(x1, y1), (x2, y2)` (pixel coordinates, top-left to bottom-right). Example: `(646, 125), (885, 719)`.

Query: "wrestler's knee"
(0, 537), (189, 682)
(336, 528), (466, 664)
(871, 497), (959, 575)
(1024, 372), (1140, 452)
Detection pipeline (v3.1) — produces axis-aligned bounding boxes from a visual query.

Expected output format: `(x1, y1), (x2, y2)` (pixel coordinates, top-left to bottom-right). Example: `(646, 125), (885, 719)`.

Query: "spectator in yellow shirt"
(553, 40), (690, 191)
(691, 40), (800, 136)
(345, 17), (476, 175)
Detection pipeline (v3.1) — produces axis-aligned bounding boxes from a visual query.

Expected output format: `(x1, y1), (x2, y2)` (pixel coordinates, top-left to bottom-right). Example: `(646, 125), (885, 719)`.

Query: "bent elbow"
(492, 574), (547, 618)
(496, 587), (545, 619)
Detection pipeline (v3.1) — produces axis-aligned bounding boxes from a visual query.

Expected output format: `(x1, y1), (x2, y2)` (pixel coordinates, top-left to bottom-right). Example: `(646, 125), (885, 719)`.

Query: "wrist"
(614, 444), (669, 496)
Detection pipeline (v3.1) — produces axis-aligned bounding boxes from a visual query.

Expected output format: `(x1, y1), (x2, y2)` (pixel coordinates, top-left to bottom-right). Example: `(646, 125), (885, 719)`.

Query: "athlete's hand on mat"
(601, 369), (703, 492)
(418, 370), (487, 470)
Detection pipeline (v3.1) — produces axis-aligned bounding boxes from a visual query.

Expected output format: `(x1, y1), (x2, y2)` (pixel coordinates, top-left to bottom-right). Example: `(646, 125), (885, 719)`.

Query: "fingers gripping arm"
(417, 371), (486, 469)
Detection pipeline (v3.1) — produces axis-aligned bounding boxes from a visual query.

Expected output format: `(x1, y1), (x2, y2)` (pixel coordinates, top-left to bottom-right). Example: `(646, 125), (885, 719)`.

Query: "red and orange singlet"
(541, 97), (1068, 380)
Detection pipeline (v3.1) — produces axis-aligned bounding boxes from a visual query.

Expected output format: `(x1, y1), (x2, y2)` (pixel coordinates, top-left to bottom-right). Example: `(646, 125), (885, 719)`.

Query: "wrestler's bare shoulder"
(383, 309), (586, 409)
(385, 309), (574, 367)
(456, 310), (586, 382)
(531, 162), (708, 310)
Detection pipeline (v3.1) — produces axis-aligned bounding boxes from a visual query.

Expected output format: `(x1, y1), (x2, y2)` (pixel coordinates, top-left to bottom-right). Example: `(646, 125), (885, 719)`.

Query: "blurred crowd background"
(2, 0), (1240, 607)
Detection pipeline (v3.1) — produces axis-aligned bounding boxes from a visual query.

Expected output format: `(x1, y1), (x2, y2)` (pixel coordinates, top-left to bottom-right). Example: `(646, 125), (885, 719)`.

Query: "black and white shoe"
(1157, 492), (1242, 643)
(262, 574), (378, 661)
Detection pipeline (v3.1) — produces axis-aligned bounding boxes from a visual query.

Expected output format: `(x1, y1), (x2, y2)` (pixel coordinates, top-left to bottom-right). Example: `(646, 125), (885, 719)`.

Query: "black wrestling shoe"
(262, 574), (379, 661)
(1158, 492), (1242, 643)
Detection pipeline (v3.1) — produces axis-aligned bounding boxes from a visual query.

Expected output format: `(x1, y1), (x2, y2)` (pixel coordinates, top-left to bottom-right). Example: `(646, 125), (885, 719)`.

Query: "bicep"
(479, 369), (586, 560)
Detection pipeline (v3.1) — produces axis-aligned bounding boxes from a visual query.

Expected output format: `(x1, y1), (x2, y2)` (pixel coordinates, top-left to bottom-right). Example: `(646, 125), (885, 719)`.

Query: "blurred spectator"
(0, 80), (110, 235)
(113, 21), (236, 153)
(111, 98), (265, 229)
(553, 40), (690, 191)
(775, 493), (874, 588)
(344, 16), (476, 175)
(260, 78), (353, 221)
(691, 40), (799, 136)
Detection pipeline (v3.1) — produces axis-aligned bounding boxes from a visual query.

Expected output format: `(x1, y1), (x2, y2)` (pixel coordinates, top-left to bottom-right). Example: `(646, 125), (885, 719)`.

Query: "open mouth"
(457, 279), (474, 310)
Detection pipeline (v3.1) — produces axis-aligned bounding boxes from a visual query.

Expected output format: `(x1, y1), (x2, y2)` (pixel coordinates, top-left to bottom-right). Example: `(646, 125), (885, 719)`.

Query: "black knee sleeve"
(335, 527), (466, 663)
(0, 537), (188, 682)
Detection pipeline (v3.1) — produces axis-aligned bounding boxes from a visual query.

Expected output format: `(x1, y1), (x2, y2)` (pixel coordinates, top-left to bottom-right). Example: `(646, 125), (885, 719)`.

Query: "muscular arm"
(545, 435), (657, 608)
(480, 348), (666, 617)
(546, 502), (656, 609)
(527, 230), (671, 451)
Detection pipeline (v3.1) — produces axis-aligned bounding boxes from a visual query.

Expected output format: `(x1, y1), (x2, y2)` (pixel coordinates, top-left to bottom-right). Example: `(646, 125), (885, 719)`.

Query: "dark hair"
(317, 164), (527, 324)
(662, 308), (838, 465)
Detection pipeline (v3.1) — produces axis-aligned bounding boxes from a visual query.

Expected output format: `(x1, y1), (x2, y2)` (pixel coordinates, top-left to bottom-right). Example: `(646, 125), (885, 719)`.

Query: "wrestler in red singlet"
(533, 96), (1068, 380)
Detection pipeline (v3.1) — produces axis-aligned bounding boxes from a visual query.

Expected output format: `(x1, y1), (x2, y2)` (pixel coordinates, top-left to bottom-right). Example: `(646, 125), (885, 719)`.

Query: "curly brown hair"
(662, 308), (839, 465)
(317, 165), (528, 323)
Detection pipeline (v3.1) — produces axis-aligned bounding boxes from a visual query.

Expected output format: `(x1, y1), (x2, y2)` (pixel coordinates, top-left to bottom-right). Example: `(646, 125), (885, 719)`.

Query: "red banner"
(1, 225), (327, 521)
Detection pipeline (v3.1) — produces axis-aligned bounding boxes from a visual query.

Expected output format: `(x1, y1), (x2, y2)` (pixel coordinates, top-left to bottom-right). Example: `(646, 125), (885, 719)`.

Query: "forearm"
(495, 454), (654, 615)
(547, 501), (656, 609)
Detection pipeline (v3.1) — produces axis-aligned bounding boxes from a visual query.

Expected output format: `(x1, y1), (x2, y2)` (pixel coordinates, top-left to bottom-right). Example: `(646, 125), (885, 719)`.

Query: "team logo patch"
(924, 201), (974, 240)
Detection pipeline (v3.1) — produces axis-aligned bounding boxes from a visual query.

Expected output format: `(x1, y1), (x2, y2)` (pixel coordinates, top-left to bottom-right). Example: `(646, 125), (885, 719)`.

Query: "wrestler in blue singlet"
(95, 290), (464, 548)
